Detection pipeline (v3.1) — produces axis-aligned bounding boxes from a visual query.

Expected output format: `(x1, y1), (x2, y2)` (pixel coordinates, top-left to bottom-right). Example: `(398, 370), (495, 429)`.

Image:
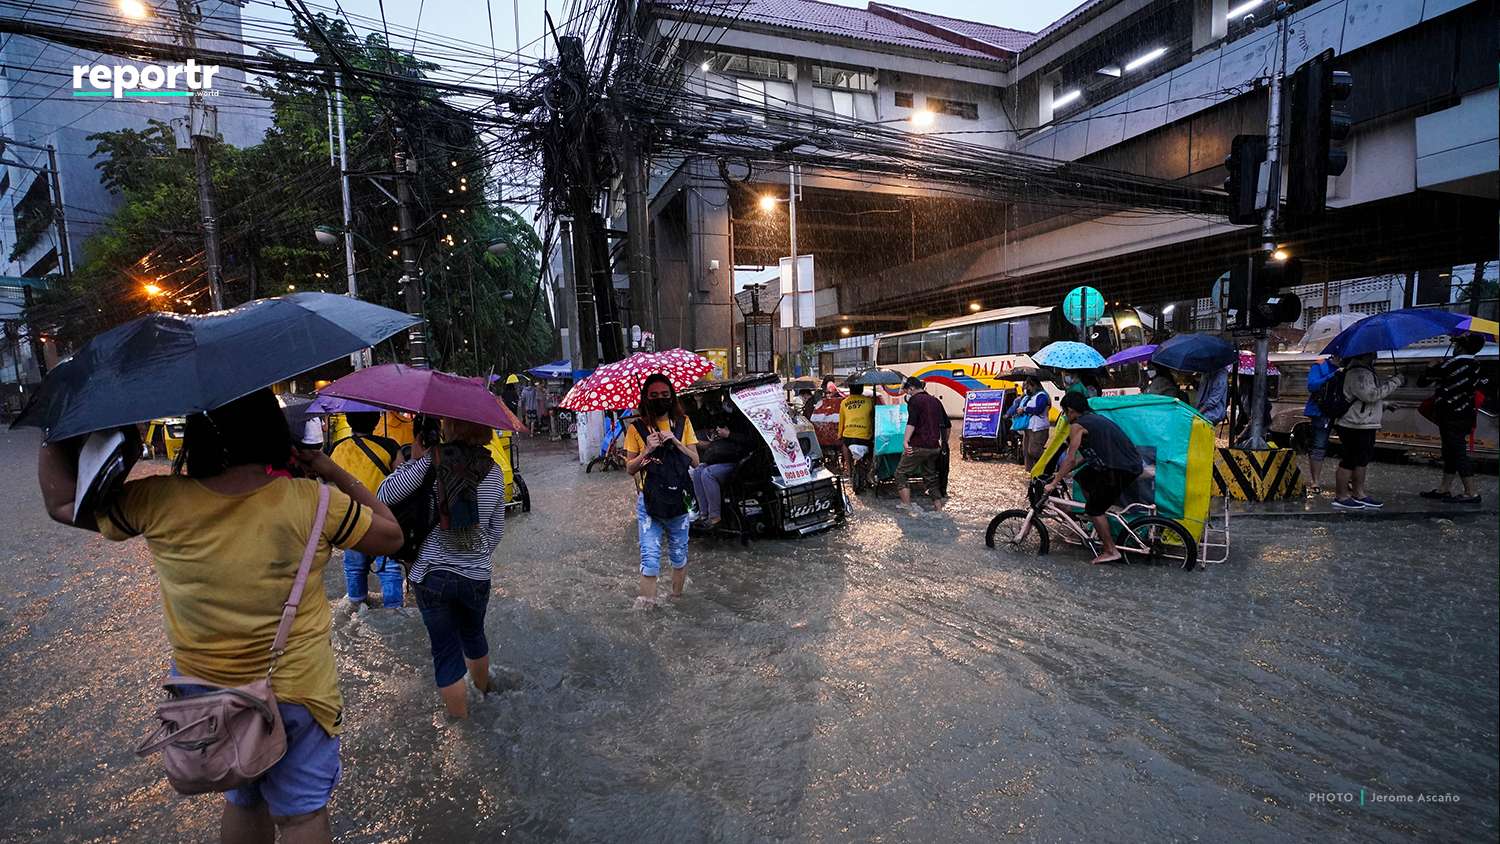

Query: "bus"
(872, 306), (1148, 417)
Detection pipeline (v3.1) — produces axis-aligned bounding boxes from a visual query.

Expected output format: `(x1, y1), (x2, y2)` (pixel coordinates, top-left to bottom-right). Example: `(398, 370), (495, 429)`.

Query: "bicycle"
(985, 476), (1198, 570)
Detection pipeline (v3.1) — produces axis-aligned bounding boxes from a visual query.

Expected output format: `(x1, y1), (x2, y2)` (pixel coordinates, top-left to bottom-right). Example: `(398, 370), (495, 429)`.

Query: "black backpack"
(1313, 366), (1356, 420)
(633, 418), (694, 520)
(387, 460), (439, 564)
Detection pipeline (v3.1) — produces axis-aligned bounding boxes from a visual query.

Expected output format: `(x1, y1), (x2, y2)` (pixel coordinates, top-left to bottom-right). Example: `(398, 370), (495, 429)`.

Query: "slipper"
(1090, 553), (1123, 565)
(1419, 489), (1450, 500)
(1447, 494), (1481, 505)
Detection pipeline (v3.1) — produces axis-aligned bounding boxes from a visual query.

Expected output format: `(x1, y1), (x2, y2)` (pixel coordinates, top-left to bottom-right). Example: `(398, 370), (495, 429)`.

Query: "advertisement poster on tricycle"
(730, 382), (812, 485)
(962, 390), (1007, 439)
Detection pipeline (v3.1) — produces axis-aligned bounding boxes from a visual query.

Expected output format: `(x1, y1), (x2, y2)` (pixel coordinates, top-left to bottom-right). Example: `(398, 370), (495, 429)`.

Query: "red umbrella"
(559, 349), (713, 411)
(319, 364), (525, 431)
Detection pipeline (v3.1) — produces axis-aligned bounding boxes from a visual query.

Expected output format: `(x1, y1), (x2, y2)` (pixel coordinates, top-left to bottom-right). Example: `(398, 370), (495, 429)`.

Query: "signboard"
(961, 389), (1007, 439)
(1063, 285), (1105, 336)
(697, 348), (729, 380)
(778, 254), (815, 329)
(730, 381), (812, 485)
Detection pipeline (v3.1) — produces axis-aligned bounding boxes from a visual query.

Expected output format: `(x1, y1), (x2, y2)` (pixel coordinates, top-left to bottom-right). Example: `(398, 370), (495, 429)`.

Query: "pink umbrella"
(319, 364), (526, 431)
(560, 349), (713, 411)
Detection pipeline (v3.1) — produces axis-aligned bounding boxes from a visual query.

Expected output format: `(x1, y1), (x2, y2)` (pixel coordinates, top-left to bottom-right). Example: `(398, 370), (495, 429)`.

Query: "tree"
(31, 15), (554, 375)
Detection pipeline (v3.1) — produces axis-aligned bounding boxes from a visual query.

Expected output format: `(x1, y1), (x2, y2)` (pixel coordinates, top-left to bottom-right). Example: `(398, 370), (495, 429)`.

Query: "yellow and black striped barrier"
(1213, 447), (1304, 501)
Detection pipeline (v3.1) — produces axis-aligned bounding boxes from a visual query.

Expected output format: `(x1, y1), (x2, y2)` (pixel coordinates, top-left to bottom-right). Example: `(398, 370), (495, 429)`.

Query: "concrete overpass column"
(687, 175), (734, 356)
(1193, 0), (1228, 53)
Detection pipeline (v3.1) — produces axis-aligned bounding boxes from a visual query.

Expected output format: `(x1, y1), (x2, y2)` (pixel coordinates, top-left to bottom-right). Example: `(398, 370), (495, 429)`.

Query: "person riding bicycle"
(1044, 392), (1144, 565)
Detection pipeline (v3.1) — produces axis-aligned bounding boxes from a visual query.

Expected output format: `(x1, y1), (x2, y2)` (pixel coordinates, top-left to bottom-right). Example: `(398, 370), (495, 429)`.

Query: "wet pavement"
(0, 426), (1495, 843)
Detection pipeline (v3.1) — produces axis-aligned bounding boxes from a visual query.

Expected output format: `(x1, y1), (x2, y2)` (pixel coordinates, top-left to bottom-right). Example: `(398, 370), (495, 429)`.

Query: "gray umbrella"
(12, 292), (419, 442)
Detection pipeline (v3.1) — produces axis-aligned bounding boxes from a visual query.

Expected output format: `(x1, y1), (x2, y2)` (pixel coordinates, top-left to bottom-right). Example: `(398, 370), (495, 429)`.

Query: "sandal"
(1419, 489), (1450, 500)
(1447, 494), (1481, 505)
(1090, 553), (1123, 565)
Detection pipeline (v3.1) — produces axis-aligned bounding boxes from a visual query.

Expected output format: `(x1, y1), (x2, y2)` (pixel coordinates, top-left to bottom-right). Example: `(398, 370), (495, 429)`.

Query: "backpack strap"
(350, 434), (394, 475)
(269, 484), (330, 676)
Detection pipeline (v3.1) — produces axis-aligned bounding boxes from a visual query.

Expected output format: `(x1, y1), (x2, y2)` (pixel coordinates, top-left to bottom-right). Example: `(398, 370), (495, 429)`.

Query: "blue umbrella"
(11, 292), (420, 442)
(1033, 341), (1107, 370)
(1151, 334), (1237, 373)
(1320, 308), (1469, 358)
(527, 360), (574, 379)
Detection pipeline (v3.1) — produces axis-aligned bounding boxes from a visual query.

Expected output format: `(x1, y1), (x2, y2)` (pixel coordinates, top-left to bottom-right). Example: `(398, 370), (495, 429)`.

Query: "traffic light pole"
(394, 147), (430, 368)
(1245, 8), (1290, 449)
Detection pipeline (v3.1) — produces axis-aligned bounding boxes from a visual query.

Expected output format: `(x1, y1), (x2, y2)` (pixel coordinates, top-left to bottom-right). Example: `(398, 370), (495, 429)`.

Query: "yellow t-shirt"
(98, 476), (372, 735)
(838, 395), (874, 440)
(381, 411), (415, 447)
(329, 435), (397, 493)
(622, 416), (699, 491)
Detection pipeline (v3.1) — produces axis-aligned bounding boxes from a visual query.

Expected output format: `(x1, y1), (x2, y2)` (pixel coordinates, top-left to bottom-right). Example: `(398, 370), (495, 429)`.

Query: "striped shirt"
(378, 455), (505, 584)
(1421, 355), (1488, 420)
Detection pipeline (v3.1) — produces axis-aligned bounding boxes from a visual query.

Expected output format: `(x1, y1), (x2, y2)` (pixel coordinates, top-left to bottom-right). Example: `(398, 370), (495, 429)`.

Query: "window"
(899, 334), (923, 364)
(831, 90), (856, 118)
(734, 78), (796, 119)
(976, 321), (1009, 356)
(894, 91), (914, 108)
(876, 339), (898, 366)
(928, 97), (978, 120)
(922, 330), (947, 361)
(1013, 315), (1050, 355)
(704, 52), (794, 81)
(945, 327), (975, 359)
(811, 65), (875, 92)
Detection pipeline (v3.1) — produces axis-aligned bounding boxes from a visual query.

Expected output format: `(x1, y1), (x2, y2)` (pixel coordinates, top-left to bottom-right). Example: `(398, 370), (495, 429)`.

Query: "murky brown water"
(0, 427), (1495, 842)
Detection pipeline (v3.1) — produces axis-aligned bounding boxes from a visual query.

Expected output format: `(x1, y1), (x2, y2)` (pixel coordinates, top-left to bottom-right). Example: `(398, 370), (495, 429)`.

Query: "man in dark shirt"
(1045, 392), (1144, 563)
(1418, 333), (1491, 503)
(896, 377), (947, 514)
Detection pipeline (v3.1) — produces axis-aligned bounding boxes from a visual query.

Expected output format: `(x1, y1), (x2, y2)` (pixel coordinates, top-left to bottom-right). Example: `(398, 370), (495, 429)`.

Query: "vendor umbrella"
(1319, 308), (1479, 358)
(1033, 341), (1107, 371)
(846, 368), (906, 387)
(319, 364), (525, 431)
(1105, 344), (1157, 367)
(1151, 333), (1237, 373)
(560, 349), (713, 411)
(11, 292), (419, 442)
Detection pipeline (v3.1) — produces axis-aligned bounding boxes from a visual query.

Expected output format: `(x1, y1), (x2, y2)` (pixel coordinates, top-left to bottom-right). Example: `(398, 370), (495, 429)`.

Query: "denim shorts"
(1307, 415), (1332, 461)
(171, 671), (340, 817)
(412, 570), (491, 687)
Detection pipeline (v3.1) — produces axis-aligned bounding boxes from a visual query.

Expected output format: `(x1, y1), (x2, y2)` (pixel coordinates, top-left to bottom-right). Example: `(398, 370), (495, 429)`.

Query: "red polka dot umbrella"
(559, 349), (714, 411)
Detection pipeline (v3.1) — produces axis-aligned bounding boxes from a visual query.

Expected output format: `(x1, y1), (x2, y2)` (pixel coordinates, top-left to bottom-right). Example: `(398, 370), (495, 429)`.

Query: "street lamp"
(314, 225), (341, 247)
(118, 0), (151, 19)
(1270, 247), (1290, 262)
(758, 194), (778, 212)
(143, 282), (163, 296)
(485, 239), (510, 256)
(909, 108), (936, 128)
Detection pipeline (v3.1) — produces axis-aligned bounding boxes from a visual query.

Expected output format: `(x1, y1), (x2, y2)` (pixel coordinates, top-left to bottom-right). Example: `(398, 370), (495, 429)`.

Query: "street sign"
(1062, 285), (1105, 337)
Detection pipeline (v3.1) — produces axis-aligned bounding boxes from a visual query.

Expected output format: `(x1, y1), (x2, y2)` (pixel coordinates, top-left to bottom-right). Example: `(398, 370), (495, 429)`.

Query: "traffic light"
(1223, 134), (1267, 225)
(1250, 255), (1304, 328)
(1285, 49), (1353, 227)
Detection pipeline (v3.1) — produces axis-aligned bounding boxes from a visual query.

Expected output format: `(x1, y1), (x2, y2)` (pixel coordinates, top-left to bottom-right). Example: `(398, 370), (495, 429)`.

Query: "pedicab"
(985, 394), (1230, 568)
(679, 373), (847, 543)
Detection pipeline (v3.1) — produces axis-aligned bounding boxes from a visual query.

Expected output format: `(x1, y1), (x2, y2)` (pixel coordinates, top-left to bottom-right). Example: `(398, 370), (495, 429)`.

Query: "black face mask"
(647, 397), (673, 416)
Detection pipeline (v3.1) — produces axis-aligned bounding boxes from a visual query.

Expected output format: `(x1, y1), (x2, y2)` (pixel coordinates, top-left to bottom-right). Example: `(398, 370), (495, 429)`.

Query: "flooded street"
(0, 426), (1495, 842)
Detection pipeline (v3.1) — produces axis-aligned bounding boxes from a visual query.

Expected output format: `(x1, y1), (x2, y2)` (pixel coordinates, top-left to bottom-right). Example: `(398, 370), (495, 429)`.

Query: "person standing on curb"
(624, 374), (699, 608)
(895, 377), (946, 516)
(1302, 356), (1339, 496)
(1419, 333), (1489, 504)
(1332, 353), (1403, 510)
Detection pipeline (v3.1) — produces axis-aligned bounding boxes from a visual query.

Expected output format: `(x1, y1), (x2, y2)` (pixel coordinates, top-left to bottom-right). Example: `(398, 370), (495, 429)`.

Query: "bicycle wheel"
(1124, 516), (1197, 571)
(985, 509), (1049, 556)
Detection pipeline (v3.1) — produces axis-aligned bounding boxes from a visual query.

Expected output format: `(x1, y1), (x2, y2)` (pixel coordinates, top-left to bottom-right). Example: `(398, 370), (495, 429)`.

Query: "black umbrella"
(845, 368), (906, 387)
(12, 292), (419, 442)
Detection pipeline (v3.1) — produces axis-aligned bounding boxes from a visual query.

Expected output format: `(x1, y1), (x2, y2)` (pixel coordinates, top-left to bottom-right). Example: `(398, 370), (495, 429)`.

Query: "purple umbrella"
(319, 364), (525, 431)
(1105, 344), (1157, 367)
(305, 395), (387, 415)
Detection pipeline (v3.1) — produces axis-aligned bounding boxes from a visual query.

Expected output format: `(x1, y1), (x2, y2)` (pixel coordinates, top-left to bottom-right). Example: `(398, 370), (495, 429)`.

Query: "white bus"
(872, 305), (1147, 417)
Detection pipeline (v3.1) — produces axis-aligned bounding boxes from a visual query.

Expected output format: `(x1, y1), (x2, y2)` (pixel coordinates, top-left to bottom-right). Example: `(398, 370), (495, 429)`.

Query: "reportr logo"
(71, 59), (220, 99)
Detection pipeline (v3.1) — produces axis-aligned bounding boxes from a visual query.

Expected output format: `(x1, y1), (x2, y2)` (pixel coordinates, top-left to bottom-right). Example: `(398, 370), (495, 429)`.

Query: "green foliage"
(41, 15), (554, 375)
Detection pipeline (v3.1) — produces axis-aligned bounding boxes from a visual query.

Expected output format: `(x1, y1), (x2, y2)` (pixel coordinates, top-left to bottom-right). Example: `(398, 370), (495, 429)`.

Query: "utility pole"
(43, 145), (71, 278)
(557, 216), (583, 367)
(175, 0), (224, 311)
(394, 145), (430, 368)
(332, 73), (366, 368)
(618, 0), (656, 343)
(786, 163), (798, 377)
(1245, 2), (1290, 449)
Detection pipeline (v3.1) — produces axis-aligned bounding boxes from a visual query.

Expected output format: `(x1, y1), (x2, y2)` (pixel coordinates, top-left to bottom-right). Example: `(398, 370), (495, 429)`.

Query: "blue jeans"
(412, 570), (491, 688)
(343, 549), (404, 607)
(1307, 415), (1332, 462)
(690, 463), (737, 520)
(637, 494), (690, 577)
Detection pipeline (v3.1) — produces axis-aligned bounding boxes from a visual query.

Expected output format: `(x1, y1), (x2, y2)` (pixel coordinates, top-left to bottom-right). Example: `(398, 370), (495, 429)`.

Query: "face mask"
(648, 397), (672, 416)
(1146, 369), (1157, 379)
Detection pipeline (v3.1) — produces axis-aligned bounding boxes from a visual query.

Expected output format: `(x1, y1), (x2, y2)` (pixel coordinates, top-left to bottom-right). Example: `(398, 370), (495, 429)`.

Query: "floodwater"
(0, 426), (1495, 842)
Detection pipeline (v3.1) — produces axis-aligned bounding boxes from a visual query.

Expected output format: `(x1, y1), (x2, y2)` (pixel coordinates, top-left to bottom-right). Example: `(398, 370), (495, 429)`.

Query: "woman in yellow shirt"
(622, 373), (699, 607)
(37, 389), (402, 844)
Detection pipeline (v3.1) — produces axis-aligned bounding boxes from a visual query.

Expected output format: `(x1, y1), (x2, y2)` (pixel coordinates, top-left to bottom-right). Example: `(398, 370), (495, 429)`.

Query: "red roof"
(655, 0), (1033, 63)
